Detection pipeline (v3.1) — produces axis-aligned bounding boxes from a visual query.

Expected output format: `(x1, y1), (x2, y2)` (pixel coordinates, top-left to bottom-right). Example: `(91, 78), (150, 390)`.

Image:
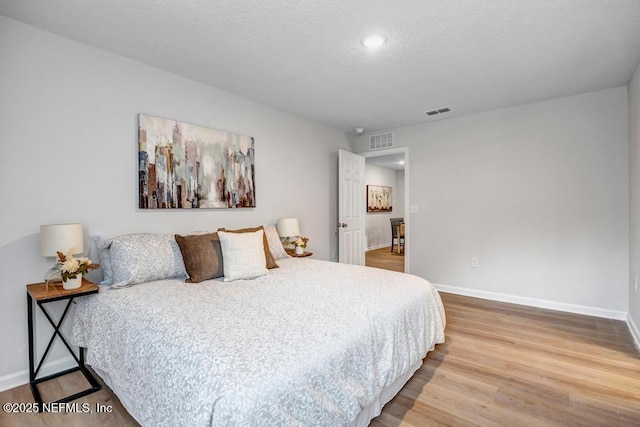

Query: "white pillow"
(218, 230), (268, 282)
(264, 225), (289, 260)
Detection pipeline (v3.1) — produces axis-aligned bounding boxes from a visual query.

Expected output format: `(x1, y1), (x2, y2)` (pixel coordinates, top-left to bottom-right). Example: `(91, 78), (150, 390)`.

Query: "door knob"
(337, 223), (348, 228)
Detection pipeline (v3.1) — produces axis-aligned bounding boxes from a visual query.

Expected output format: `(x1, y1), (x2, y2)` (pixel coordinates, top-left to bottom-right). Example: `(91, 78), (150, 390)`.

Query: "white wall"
(353, 87), (629, 317)
(629, 60), (640, 342)
(364, 164), (398, 249)
(0, 16), (350, 388)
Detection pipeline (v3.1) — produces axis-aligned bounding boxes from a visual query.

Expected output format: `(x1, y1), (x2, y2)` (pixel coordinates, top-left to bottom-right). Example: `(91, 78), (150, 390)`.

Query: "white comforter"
(72, 258), (445, 427)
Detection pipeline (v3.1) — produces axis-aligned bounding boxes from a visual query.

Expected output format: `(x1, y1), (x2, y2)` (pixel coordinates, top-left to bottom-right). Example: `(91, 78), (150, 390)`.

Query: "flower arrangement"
(57, 249), (99, 281)
(294, 237), (309, 249)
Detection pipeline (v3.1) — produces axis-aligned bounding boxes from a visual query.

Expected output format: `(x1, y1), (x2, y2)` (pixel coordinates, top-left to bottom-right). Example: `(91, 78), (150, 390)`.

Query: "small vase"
(62, 275), (82, 290)
(295, 246), (304, 255)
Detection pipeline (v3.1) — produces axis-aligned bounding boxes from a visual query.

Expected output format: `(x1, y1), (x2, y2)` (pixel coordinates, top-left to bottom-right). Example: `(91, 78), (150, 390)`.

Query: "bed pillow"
(175, 232), (224, 283)
(263, 225), (289, 260)
(218, 226), (278, 269)
(93, 235), (114, 285)
(218, 230), (268, 281)
(108, 233), (187, 285)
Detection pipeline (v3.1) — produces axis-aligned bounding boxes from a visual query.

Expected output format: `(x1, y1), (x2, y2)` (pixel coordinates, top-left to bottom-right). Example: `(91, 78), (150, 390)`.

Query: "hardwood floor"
(0, 369), (137, 426)
(2, 293), (638, 426)
(366, 246), (405, 272)
(371, 293), (640, 426)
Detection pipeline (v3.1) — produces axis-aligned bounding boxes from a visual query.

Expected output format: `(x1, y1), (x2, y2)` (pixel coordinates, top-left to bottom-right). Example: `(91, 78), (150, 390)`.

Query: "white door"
(338, 149), (365, 265)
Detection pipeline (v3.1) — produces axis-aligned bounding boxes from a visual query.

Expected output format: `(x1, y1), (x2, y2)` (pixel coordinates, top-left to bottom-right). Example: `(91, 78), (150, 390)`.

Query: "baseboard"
(434, 284), (628, 321)
(366, 243), (391, 251)
(627, 314), (640, 351)
(0, 356), (75, 393)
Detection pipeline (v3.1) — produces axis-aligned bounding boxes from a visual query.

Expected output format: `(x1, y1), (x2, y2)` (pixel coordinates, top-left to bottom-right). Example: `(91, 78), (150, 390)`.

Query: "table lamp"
(276, 217), (300, 250)
(40, 223), (84, 282)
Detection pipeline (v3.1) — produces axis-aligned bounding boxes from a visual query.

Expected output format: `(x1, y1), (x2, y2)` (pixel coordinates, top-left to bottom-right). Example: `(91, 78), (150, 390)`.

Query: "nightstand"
(26, 278), (101, 410)
(286, 249), (313, 258)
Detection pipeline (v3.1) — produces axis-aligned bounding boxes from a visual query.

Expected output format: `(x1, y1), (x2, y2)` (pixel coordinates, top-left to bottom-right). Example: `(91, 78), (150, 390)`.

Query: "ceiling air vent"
(424, 106), (452, 117)
(369, 132), (394, 150)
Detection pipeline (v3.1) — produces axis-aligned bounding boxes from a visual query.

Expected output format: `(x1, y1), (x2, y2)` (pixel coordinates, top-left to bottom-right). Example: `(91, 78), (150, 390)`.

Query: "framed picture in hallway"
(367, 185), (392, 212)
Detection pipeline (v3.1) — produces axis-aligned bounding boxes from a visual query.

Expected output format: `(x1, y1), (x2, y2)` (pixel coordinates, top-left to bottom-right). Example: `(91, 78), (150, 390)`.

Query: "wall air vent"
(369, 132), (394, 150)
(424, 106), (452, 117)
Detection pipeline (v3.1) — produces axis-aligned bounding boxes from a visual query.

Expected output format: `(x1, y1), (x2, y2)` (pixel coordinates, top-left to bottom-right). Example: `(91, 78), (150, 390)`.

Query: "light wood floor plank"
(372, 293), (640, 426)
(366, 246), (405, 272)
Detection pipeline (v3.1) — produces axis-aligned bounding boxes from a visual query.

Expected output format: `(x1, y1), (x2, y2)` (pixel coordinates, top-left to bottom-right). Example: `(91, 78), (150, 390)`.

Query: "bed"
(73, 231), (445, 427)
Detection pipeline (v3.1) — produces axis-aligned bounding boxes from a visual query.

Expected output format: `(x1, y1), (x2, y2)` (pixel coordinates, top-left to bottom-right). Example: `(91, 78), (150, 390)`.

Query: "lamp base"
(282, 237), (297, 251)
(44, 262), (62, 282)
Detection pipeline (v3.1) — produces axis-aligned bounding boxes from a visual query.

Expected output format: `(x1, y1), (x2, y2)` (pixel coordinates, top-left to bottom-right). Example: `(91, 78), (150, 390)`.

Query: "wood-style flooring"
(1, 293), (638, 426)
(371, 293), (640, 426)
(366, 246), (405, 272)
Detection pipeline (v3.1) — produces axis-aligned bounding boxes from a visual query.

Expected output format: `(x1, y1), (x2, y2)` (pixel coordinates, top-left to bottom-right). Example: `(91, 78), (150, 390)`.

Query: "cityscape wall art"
(138, 114), (256, 209)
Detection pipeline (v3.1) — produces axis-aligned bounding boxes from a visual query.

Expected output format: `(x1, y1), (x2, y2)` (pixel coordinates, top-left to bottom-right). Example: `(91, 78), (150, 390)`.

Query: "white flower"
(56, 250), (100, 282)
(294, 237), (307, 248)
(61, 257), (80, 273)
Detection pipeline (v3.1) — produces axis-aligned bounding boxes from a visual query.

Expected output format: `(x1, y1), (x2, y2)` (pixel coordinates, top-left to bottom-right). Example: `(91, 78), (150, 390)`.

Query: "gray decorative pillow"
(264, 225), (289, 260)
(93, 235), (114, 285)
(107, 233), (187, 285)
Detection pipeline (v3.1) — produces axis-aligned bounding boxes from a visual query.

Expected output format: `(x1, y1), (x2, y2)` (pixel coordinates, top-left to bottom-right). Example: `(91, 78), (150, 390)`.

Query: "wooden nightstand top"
(26, 277), (99, 302)
(286, 250), (313, 258)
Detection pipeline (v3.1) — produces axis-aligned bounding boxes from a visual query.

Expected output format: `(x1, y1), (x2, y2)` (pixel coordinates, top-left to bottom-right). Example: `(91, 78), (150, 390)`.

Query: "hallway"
(365, 247), (404, 272)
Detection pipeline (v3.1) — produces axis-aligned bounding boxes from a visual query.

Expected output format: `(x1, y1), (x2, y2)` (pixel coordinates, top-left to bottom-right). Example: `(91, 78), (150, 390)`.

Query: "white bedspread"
(72, 258), (445, 426)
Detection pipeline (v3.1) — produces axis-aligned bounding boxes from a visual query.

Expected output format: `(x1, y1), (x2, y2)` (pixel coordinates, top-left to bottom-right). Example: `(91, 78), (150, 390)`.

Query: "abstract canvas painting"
(138, 114), (255, 209)
(367, 185), (393, 212)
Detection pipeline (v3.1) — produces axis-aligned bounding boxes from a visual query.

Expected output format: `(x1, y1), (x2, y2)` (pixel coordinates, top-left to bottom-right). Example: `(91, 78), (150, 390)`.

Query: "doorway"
(361, 148), (409, 273)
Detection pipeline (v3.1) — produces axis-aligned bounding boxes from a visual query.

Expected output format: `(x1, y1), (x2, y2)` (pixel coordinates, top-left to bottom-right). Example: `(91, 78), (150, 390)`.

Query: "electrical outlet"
(471, 257), (479, 268)
(635, 277), (638, 293)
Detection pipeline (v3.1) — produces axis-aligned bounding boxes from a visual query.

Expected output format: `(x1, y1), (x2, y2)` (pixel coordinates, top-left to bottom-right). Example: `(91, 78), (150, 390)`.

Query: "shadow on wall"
(0, 233), (43, 377)
(0, 232), (103, 383)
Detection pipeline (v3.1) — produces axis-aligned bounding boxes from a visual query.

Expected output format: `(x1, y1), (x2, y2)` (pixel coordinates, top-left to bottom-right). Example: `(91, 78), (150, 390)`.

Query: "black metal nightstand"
(26, 278), (101, 410)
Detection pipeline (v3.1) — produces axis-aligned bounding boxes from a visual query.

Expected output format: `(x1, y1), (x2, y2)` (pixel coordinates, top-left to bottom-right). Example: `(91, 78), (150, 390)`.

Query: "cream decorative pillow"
(217, 226), (278, 269)
(263, 225), (289, 260)
(218, 230), (268, 282)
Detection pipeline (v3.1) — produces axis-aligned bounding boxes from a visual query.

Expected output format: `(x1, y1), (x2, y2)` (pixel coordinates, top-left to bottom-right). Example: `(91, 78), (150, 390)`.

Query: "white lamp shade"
(276, 217), (300, 237)
(40, 223), (84, 257)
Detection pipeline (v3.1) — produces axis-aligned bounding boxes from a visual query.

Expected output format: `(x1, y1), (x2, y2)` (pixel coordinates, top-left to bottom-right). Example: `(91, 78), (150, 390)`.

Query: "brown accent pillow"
(217, 226), (278, 269)
(175, 233), (224, 283)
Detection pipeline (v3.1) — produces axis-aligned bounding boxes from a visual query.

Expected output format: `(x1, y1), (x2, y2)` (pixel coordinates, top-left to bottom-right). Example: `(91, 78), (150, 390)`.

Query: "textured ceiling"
(1, 0), (640, 134)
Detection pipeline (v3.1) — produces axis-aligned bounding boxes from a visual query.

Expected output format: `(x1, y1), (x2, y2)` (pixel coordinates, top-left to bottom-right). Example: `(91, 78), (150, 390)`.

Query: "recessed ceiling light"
(363, 34), (386, 48)
(354, 127), (365, 134)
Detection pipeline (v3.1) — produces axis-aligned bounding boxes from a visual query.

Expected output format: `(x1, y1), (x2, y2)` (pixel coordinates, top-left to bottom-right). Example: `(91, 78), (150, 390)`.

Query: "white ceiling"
(2, 0), (640, 134)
